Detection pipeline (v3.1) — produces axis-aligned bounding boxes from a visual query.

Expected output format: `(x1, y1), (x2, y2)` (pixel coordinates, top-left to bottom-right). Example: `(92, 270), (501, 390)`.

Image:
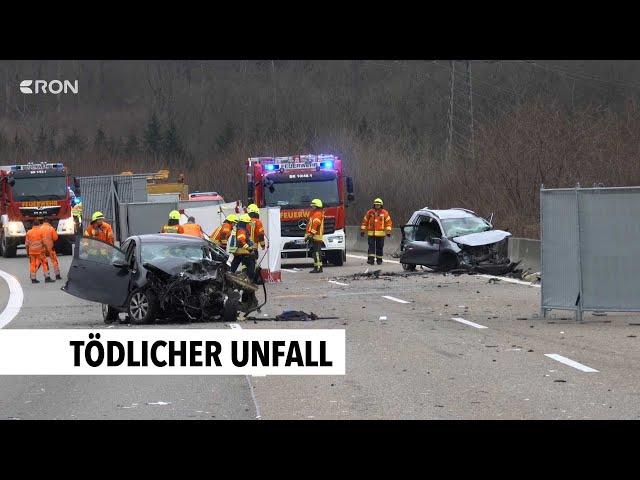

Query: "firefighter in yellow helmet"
(210, 214), (237, 248)
(305, 198), (325, 273)
(246, 203), (266, 260)
(360, 197), (392, 265)
(229, 213), (256, 281)
(161, 210), (184, 234)
(85, 211), (115, 245)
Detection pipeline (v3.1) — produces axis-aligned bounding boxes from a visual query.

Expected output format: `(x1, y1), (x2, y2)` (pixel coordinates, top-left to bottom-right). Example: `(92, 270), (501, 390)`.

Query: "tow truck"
(0, 162), (76, 257)
(246, 154), (354, 266)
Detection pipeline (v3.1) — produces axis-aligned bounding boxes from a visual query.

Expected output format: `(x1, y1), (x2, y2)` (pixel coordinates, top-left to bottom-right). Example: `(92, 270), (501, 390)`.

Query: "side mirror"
(8, 178), (15, 187)
(112, 258), (128, 268)
(247, 182), (255, 204)
(347, 193), (355, 202)
(346, 177), (355, 202)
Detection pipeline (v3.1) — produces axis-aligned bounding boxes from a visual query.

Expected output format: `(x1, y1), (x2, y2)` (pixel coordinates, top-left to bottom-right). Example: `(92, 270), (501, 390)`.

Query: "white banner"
(260, 206), (282, 282)
(0, 329), (345, 376)
(181, 201), (241, 237)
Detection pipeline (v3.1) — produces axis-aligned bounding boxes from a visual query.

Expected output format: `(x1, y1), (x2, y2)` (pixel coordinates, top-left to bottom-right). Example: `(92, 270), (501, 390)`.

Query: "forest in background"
(2, 60), (640, 237)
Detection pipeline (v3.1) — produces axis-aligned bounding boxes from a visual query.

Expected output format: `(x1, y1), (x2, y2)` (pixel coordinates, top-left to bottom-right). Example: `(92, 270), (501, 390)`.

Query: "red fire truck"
(246, 154), (355, 266)
(0, 162), (76, 258)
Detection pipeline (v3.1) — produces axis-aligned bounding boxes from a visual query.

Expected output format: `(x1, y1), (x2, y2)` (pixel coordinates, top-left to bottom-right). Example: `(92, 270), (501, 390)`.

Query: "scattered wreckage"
(63, 234), (265, 324)
(399, 208), (519, 275)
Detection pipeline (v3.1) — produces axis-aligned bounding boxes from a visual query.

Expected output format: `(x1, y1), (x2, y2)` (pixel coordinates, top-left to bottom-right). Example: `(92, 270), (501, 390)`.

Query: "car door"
(62, 237), (132, 307)
(400, 215), (442, 266)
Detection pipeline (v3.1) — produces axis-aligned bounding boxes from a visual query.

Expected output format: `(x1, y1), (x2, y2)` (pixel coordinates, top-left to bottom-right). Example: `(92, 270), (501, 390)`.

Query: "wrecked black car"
(62, 234), (263, 324)
(399, 208), (518, 275)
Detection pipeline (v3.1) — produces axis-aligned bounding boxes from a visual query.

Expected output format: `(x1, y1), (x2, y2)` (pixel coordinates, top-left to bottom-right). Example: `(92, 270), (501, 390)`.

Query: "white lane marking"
(451, 317), (488, 329)
(227, 322), (263, 418)
(0, 268), (24, 329)
(382, 295), (410, 304)
(346, 254), (400, 265)
(328, 280), (349, 286)
(476, 274), (541, 288)
(282, 268), (299, 273)
(379, 316), (387, 320)
(544, 354), (599, 373)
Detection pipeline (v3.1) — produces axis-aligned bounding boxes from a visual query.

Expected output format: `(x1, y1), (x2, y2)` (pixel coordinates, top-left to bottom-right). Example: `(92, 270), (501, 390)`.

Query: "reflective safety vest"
(306, 210), (325, 242)
(181, 223), (203, 237)
(25, 226), (45, 255)
(40, 222), (59, 251)
(85, 221), (115, 245)
(161, 224), (184, 234)
(228, 225), (251, 255)
(210, 222), (233, 246)
(361, 208), (392, 237)
(248, 218), (266, 250)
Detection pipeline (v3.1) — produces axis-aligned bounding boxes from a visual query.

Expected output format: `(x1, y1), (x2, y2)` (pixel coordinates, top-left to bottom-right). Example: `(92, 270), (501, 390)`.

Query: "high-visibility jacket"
(160, 224), (184, 234)
(228, 225), (251, 255)
(306, 209), (325, 242)
(210, 222), (233, 246)
(71, 203), (83, 221)
(361, 208), (393, 237)
(181, 223), (204, 238)
(248, 218), (266, 250)
(85, 221), (115, 245)
(40, 222), (59, 251)
(25, 226), (45, 255)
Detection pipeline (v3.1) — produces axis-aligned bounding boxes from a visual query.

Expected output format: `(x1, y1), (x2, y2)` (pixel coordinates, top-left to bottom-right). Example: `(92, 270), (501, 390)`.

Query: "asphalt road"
(1, 248), (640, 419)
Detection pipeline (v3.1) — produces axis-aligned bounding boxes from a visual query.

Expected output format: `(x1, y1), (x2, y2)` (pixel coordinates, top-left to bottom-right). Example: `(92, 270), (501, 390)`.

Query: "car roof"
(418, 208), (478, 219)
(132, 233), (208, 245)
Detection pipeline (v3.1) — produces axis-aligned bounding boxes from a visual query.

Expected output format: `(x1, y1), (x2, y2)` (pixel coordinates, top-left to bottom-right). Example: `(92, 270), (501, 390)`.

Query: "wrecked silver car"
(62, 234), (264, 324)
(399, 208), (518, 275)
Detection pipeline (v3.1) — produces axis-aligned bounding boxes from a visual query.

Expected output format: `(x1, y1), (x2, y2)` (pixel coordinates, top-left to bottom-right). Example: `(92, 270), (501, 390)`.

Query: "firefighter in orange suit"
(246, 204), (266, 258)
(85, 211), (115, 245)
(210, 214), (237, 248)
(360, 197), (393, 265)
(229, 214), (256, 281)
(181, 216), (204, 238)
(41, 218), (61, 279)
(305, 199), (325, 273)
(25, 218), (54, 284)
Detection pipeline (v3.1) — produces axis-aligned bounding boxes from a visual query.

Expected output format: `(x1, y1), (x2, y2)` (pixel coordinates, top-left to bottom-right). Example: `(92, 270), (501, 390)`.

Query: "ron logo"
(20, 80), (79, 95)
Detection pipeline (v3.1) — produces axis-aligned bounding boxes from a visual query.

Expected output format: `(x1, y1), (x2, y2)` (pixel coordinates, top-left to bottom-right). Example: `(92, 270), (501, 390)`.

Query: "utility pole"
(445, 60), (475, 165)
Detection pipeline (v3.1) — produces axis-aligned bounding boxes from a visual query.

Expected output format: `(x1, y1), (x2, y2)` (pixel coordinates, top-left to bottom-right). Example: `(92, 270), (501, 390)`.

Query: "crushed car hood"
(453, 230), (511, 247)
(144, 258), (220, 278)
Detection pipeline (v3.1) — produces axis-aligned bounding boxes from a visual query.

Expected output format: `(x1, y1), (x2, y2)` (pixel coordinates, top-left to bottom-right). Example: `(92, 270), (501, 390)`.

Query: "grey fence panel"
(579, 188), (640, 310)
(541, 189), (580, 310)
(123, 202), (179, 237)
(78, 177), (114, 234)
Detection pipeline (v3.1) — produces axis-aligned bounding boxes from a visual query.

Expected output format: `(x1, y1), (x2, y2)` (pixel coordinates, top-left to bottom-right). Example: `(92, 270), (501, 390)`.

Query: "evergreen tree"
(62, 129), (87, 154)
(215, 121), (235, 152)
(35, 125), (48, 154)
(0, 131), (7, 152)
(144, 113), (162, 156)
(163, 122), (182, 158)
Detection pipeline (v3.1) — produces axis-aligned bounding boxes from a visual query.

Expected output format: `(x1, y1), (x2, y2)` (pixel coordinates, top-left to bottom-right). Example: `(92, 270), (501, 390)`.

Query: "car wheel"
(102, 304), (119, 324)
(128, 289), (158, 325)
(223, 291), (240, 323)
(402, 263), (416, 271)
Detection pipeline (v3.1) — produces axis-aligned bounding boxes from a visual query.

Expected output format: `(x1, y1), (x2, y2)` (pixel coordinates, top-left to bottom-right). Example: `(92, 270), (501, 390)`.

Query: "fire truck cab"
(246, 154), (355, 266)
(0, 162), (76, 258)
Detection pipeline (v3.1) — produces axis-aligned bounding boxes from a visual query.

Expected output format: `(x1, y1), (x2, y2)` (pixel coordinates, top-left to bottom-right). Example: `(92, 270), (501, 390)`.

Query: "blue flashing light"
(320, 161), (334, 169)
(264, 164), (276, 171)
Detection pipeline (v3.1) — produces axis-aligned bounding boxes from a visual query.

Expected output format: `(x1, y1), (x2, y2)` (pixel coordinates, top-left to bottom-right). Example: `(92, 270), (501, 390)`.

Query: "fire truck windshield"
(264, 179), (340, 207)
(10, 175), (67, 201)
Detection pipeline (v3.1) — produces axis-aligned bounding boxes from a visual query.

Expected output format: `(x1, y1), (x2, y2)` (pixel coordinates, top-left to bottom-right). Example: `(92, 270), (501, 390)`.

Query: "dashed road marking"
(544, 354), (599, 373)
(451, 317), (488, 329)
(346, 254), (400, 265)
(0, 269), (24, 329)
(328, 280), (349, 286)
(382, 295), (410, 304)
(282, 268), (299, 273)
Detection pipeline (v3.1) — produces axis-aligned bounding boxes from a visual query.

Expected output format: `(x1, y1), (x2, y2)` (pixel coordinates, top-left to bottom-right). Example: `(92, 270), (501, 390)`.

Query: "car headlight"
(7, 221), (25, 235)
(327, 235), (343, 243)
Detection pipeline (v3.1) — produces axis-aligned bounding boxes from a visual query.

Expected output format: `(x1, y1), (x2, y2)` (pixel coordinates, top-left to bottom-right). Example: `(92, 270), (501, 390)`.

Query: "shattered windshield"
(264, 179), (339, 207)
(141, 243), (210, 265)
(441, 217), (491, 238)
